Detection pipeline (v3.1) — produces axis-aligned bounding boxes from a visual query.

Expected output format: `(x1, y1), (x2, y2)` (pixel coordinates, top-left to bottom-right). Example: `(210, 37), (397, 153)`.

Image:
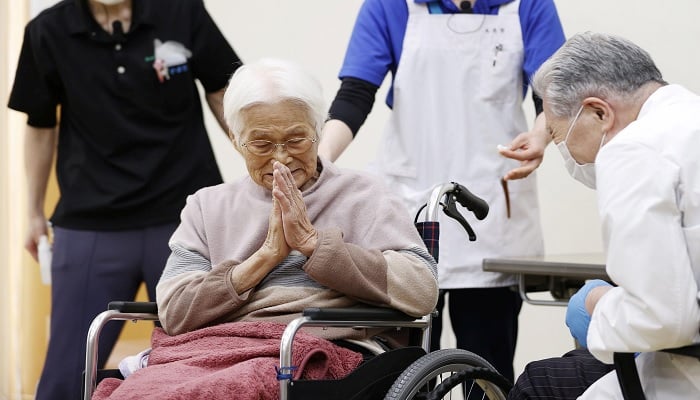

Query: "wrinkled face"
(235, 100), (319, 191)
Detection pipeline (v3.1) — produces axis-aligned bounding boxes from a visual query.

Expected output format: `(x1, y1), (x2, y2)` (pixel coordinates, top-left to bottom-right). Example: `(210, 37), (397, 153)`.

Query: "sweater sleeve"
(301, 170), (439, 318)
(156, 168), (440, 334)
(156, 194), (251, 334)
(304, 229), (438, 317)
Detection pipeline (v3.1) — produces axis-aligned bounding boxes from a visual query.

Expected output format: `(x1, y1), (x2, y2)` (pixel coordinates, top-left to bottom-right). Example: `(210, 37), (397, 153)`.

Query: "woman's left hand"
(271, 161), (318, 257)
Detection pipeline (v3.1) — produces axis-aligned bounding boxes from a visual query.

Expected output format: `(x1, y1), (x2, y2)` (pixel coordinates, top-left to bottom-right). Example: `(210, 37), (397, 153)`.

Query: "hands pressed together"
(265, 161), (318, 260)
(233, 161), (319, 294)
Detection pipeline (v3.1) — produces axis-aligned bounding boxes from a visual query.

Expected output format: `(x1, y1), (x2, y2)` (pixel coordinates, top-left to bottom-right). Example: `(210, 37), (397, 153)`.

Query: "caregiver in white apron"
(373, 0), (543, 381)
(320, 0), (564, 383)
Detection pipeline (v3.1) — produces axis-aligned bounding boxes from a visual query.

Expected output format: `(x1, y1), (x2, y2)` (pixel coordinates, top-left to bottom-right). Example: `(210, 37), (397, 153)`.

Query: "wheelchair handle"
(424, 182), (488, 222)
(451, 182), (489, 220)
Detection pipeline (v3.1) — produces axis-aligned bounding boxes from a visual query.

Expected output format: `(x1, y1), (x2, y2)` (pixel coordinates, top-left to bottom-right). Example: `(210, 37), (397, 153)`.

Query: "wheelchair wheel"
(383, 349), (511, 400)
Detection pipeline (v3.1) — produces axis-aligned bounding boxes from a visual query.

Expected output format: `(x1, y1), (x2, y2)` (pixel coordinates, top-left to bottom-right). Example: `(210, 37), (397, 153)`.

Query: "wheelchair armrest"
(108, 301), (158, 314)
(85, 302), (159, 399)
(614, 343), (700, 400)
(279, 307), (433, 399)
(662, 343), (700, 358)
(614, 352), (645, 400)
(302, 307), (417, 321)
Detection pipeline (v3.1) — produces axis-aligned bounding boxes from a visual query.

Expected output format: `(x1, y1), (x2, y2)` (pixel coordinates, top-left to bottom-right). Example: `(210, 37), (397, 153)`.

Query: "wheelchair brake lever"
(443, 194), (477, 241)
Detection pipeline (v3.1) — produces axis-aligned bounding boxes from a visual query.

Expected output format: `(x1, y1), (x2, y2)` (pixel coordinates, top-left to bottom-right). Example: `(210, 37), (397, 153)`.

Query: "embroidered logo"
(149, 39), (192, 83)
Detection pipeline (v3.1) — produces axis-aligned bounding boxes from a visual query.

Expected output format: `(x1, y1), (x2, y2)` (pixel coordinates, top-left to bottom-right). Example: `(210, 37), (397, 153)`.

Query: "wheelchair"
(614, 329), (700, 399)
(83, 182), (512, 400)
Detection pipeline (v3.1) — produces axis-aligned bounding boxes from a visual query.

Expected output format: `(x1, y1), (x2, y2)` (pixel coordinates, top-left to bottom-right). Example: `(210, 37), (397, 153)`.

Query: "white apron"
(369, 0), (543, 288)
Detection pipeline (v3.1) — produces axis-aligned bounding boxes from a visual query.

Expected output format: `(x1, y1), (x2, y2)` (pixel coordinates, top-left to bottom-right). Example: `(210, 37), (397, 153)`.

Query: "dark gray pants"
(508, 349), (615, 399)
(35, 223), (177, 400)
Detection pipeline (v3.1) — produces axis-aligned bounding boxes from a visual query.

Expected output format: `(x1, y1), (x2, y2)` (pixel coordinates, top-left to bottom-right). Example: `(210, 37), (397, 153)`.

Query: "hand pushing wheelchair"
(83, 182), (512, 400)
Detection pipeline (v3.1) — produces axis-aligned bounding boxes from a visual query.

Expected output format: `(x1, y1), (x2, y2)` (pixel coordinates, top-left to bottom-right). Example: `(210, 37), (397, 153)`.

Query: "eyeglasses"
(240, 137), (317, 156)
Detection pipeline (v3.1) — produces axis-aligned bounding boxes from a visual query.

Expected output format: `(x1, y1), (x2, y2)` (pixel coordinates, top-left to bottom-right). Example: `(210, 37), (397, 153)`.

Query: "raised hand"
(498, 113), (551, 180)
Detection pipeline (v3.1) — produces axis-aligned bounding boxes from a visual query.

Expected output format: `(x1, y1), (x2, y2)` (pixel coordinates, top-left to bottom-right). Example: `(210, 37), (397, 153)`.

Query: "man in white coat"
(508, 32), (700, 399)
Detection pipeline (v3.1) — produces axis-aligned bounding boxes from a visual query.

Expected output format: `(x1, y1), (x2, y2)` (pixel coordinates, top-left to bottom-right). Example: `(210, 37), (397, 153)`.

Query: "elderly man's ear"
(582, 97), (615, 133)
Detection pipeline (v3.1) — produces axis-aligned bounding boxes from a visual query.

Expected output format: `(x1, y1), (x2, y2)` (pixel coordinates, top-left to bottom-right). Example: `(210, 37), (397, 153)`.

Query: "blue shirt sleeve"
(519, 0), (565, 88)
(339, 0), (406, 87)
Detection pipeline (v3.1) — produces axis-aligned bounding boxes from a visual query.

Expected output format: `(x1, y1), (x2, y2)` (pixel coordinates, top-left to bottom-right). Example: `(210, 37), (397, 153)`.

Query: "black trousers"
(36, 223), (177, 400)
(508, 348), (615, 399)
(430, 287), (522, 383)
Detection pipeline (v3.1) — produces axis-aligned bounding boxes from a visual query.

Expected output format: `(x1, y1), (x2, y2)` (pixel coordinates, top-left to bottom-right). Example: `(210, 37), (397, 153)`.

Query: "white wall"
(202, 0), (700, 375)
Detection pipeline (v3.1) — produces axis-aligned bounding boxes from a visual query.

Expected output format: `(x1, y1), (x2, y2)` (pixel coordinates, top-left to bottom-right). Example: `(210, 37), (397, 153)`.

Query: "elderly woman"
(156, 58), (438, 334)
(92, 58), (438, 399)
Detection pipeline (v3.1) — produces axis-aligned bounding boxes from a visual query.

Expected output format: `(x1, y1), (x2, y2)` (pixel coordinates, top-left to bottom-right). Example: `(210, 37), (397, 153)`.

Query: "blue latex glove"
(566, 279), (612, 348)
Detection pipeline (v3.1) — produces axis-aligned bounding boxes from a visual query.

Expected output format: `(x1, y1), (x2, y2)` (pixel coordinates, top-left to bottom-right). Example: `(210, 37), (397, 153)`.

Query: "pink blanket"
(93, 321), (363, 400)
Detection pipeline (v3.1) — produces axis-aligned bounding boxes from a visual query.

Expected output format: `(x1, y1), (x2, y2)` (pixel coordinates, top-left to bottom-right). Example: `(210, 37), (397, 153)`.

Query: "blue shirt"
(339, 0), (565, 107)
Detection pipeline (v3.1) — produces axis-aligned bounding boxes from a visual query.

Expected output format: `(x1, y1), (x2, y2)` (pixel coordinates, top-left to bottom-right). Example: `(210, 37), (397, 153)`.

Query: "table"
(483, 253), (610, 306)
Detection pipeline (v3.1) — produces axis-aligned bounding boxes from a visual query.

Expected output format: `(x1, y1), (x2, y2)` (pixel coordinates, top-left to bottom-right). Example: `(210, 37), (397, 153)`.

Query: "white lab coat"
(369, 0), (544, 288)
(582, 84), (700, 399)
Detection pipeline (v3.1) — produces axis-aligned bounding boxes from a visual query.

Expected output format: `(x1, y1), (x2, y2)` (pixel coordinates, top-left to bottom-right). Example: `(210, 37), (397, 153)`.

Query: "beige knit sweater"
(156, 158), (438, 337)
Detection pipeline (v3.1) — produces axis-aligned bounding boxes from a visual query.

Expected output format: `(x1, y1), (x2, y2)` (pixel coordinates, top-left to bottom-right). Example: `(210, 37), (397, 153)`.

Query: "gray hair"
(532, 32), (666, 118)
(223, 58), (326, 141)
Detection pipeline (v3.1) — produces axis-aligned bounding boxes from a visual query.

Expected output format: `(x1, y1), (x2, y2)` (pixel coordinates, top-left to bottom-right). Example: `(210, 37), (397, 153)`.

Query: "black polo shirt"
(8, 0), (241, 230)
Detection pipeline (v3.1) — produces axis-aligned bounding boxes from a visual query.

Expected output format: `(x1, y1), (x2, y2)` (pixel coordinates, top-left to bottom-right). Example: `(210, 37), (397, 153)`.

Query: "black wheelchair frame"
(614, 333), (700, 399)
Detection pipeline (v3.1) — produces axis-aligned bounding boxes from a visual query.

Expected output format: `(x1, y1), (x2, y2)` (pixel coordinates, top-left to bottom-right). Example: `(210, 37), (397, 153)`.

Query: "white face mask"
(93, 0), (126, 5)
(556, 106), (606, 189)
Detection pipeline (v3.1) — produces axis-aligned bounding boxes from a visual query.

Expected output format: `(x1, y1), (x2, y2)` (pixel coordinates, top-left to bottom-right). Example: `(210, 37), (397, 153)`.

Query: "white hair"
(532, 32), (666, 118)
(223, 58), (326, 141)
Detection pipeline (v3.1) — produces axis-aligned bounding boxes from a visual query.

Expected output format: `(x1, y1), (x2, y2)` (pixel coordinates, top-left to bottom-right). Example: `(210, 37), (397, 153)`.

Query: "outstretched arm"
(498, 112), (551, 180)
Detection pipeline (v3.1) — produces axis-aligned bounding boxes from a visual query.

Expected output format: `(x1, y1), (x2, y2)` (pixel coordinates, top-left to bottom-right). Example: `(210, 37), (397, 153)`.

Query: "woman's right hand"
(232, 187), (291, 294)
(271, 161), (318, 257)
(262, 181), (292, 264)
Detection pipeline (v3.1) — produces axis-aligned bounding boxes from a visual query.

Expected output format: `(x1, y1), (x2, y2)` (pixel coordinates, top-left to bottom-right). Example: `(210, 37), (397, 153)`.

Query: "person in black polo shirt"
(7, 0), (241, 398)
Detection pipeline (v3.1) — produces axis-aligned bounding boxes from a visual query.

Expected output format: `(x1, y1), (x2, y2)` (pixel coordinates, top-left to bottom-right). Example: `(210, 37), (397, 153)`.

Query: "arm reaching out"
(498, 112), (551, 180)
